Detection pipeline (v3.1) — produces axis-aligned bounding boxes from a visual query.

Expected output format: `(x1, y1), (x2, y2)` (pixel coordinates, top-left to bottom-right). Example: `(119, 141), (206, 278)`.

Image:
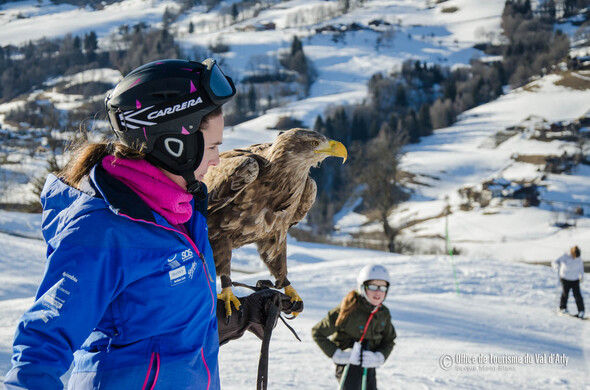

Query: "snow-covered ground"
(0, 211), (588, 388)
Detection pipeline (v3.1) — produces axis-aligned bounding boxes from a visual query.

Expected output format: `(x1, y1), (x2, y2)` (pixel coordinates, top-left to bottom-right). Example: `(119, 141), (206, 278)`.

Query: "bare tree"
(352, 122), (409, 252)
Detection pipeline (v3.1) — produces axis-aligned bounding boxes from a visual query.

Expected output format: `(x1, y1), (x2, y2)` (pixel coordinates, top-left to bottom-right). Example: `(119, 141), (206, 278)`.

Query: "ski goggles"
(200, 58), (236, 106)
(365, 284), (388, 292)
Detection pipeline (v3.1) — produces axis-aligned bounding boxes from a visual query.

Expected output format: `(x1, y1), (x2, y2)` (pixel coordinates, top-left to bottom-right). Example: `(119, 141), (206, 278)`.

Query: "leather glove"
(332, 349), (351, 365)
(218, 287), (299, 346)
(349, 341), (362, 365)
(361, 351), (385, 368)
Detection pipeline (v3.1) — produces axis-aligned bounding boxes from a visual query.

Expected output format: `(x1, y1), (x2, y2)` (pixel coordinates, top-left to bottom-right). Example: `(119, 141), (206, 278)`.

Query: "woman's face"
(162, 113), (224, 189)
(193, 113), (224, 181)
(365, 279), (388, 306)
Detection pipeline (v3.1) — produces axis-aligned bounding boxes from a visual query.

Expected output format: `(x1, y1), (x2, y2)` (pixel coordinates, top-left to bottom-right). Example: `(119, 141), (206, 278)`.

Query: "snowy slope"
(0, 211), (588, 388)
(5, 0), (588, 264)
(332, 73), (590, 264)
(0, 0), (506, 206)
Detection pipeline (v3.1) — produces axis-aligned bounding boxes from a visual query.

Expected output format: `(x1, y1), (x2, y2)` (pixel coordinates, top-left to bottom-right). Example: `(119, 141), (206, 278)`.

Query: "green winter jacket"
(312, 292), (396, 360)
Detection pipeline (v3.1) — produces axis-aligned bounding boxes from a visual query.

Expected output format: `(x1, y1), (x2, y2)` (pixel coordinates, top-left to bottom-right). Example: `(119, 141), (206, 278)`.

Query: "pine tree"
(291, 36), (303, 57)
(84, 31), (98, 61)
(248, 85), (257, 115)
(314, 115), (325, 134)
(417, 104), (433, 137)
(231, 3), (239, 22)
(83, 31), (97, 53)
(395, 84), (408, 107)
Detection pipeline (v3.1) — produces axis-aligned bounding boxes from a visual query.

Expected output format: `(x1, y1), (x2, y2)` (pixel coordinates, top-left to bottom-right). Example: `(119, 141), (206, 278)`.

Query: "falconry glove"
(217, 283), (300, 344)
(217, 280), (301, 390)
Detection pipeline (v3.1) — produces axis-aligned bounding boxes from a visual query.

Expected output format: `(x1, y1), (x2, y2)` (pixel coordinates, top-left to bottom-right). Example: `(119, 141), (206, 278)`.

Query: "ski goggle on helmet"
(105, 58), (236, 181)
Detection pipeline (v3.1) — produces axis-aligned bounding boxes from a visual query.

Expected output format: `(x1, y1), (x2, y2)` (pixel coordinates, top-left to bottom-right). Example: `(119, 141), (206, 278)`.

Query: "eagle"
(203, 128), (347, 318)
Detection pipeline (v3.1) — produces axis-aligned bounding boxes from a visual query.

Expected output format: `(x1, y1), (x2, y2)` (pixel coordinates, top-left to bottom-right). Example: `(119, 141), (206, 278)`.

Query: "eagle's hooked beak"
(315, 140), (348, 163)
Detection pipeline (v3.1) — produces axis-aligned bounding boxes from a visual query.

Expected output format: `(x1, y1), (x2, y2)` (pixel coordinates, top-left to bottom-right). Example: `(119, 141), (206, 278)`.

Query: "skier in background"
(4, 58), (296, 390)
(312, 264), (396, 390)
(552, 245), (585, 318)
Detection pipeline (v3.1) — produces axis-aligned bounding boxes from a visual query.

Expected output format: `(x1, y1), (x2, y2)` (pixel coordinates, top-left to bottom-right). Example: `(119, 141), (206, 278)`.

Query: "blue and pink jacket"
(4, 164), (219, 390)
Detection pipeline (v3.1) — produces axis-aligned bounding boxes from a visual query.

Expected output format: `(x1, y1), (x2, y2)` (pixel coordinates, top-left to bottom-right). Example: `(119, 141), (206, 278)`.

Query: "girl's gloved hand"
(349, 341), (362, 365)
(361, 351), (385, 368)
(332, 349), (352, 365)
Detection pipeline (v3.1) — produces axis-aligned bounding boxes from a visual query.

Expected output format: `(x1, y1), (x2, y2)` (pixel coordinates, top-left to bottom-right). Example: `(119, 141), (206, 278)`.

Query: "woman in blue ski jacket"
(4, 59), (253, 390)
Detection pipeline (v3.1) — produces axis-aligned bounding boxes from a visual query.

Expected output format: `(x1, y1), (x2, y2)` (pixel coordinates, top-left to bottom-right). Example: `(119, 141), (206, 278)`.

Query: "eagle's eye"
(311, 140), (320, 147)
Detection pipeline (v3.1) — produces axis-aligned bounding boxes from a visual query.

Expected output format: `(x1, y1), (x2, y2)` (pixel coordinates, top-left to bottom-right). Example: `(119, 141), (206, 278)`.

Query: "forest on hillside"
(305, 0), (588, 251)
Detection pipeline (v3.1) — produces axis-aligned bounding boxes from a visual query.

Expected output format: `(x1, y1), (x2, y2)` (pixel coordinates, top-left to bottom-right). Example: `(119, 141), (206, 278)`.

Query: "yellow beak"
(315, 140), (348, 163)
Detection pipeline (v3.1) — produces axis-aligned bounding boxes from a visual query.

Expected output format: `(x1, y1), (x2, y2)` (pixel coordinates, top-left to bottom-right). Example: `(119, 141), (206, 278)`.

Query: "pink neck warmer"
(102, 156), (193, 225)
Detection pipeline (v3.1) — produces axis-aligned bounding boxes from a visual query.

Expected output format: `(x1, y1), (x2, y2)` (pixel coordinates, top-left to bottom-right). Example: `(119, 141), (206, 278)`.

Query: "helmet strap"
(183, 171), (206, 200)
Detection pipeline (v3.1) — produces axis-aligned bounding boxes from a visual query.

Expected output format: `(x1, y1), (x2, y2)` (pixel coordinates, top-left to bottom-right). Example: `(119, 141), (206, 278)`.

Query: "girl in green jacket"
(312, 264), (396, 390)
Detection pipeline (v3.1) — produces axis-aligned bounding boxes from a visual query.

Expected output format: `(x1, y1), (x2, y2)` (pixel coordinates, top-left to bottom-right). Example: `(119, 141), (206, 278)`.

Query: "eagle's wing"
(205, 150), (263, 215)
(290, 175), (317, 226)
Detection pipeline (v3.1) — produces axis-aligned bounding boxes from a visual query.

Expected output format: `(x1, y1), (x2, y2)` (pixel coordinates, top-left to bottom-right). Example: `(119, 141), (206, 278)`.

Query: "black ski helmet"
(105, 58), (236, 194)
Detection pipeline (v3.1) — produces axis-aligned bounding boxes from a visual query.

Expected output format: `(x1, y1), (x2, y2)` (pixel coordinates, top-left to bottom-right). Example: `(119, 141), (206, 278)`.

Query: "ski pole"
(361, 367), (367, 390)
(338, 305), (380, 390)
(338, 364), (350, 390)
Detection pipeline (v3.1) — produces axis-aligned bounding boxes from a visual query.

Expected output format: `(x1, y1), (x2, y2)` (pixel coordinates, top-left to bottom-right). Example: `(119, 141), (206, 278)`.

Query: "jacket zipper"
(118, 213), (215, 390)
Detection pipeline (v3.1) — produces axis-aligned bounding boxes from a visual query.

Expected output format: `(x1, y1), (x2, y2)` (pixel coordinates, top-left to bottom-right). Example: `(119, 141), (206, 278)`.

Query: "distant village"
(458, 110), (590, 226)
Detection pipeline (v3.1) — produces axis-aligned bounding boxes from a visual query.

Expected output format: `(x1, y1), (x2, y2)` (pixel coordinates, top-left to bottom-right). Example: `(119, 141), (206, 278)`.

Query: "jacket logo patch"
(181, 249), (194, 261)
(188, 261), (197, 279)
(166, 249), (195, 286)
(167, 254), (181, 269)
(169, 266), (187, 286)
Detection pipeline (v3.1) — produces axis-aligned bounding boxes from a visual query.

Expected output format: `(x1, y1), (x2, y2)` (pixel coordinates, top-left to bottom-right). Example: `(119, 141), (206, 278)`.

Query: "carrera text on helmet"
(147, 97), (204, 121)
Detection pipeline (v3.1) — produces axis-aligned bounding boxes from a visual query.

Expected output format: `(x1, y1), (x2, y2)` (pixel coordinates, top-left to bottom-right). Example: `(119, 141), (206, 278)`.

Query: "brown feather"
(203, 128), (346, 288)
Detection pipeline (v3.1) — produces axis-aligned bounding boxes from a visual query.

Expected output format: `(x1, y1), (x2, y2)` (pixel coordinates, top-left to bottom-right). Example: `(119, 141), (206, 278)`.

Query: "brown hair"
(59, 107), (224, 189)
(335, 290), (360, 326)
(571, 246), (581, 258)
(59, 141), (143, 188)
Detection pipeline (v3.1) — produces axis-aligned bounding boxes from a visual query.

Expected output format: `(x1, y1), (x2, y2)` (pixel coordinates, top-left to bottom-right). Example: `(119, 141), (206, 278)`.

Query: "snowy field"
(0, 211), (589, 388)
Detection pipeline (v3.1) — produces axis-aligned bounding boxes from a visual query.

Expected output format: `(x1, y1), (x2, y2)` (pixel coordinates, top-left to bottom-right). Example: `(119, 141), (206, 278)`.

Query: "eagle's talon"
(217, 287), (242, 319)
(283, 285), (303, 317)
(284, 285), (302, 302)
